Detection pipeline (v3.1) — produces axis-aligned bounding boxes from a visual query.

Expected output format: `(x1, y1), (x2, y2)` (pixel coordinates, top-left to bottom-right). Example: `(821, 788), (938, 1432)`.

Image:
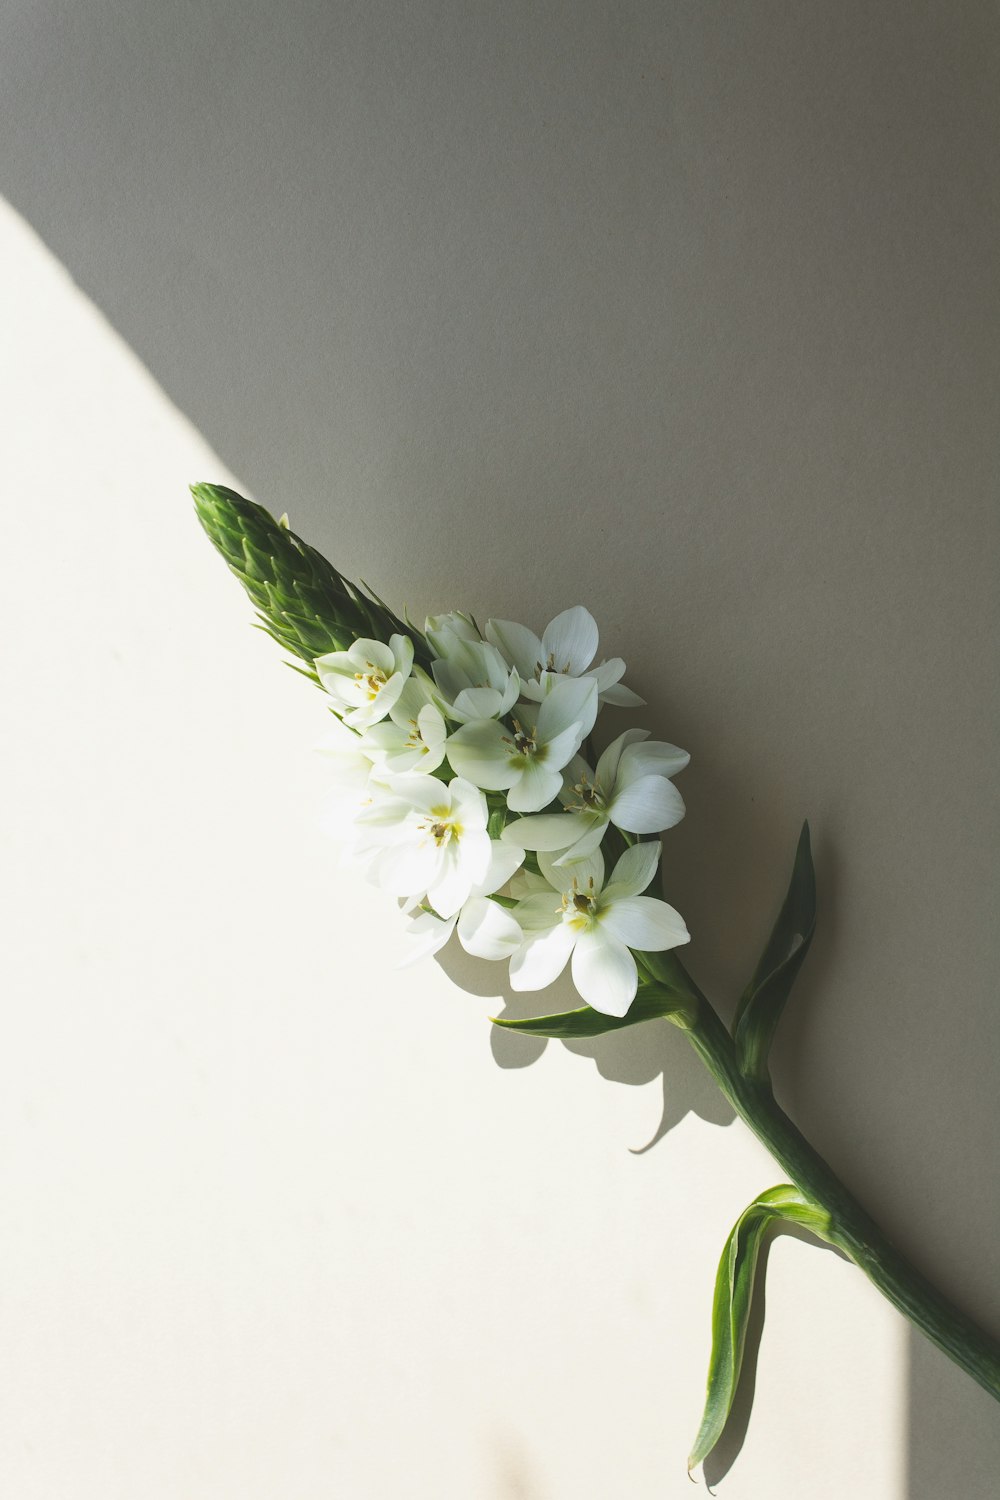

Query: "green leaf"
(490, 982), (695, 1039)
(688, 1184), (833, 1475)
(733, 821), (816, 1081)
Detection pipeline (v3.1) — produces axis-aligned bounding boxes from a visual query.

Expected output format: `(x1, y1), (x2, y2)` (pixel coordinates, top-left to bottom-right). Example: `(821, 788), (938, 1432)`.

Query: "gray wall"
(5, 3), (998, 1492)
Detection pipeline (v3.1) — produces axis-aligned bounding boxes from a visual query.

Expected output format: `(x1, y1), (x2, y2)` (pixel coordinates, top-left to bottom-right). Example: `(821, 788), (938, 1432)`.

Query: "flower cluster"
(316, 606), (690, 1016)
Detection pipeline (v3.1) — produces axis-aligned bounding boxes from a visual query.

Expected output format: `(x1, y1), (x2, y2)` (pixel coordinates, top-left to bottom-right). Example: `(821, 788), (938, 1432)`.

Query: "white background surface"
(2, 5), (999, 1496)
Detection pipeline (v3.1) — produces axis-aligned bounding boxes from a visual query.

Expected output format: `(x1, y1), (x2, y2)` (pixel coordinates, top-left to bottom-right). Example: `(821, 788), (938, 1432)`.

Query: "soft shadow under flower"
(434, 934), (735, 1139)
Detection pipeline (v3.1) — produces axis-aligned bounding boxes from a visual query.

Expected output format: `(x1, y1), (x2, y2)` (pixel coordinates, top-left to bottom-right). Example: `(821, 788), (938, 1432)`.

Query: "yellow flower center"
(502, 717), (540, 763)
(420, 808), (461, 847)
(568, 773), (605, 813)
(561, 877), (599, 928)
(355, 662), (388, 701)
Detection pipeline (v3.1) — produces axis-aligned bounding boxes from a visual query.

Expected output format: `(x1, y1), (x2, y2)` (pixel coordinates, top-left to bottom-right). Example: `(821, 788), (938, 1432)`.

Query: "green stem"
(662, 986), (1000, 1400)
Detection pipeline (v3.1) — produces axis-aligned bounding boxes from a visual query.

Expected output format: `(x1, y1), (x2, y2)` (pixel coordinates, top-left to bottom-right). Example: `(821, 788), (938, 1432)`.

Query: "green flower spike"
(191, 482), (431, 681)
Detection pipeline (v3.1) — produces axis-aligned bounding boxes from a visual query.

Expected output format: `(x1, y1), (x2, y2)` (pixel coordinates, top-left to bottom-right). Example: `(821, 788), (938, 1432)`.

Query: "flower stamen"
(354, 661), (389, 702)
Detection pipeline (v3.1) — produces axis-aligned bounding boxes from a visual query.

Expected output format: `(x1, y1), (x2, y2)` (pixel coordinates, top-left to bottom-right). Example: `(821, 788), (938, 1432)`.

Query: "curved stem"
(663, 988), (1000, 1400)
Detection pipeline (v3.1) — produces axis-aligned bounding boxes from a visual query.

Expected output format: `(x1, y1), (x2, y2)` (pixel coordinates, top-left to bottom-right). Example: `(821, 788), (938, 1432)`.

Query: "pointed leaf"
(490, 982), (694, 1039)
(688, 1185), (833, 1475)
(733, 821), (816, 1081)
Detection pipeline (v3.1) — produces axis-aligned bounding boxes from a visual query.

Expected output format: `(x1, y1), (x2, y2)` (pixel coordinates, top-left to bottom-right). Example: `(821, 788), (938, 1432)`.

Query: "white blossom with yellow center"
(352, 774), (493, 920)
(315, 633), (414, 729)
(485, 604), (643, 708)
(507, 842), (689, 1016)
(398, 841), (526, 967)
(446, 675), (598, 813)
(501, 727), (689, 864)
(362, 673), (449, 774)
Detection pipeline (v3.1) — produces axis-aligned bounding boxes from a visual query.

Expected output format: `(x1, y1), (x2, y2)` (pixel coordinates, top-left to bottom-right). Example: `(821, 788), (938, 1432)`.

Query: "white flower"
(485, 605), (643, 708)
(353, 774), (493, 919)
(501, 728), (688, 864)
(362, 673), (449, 774)
(315, 634), (414, 729)
(316, 711), (378, 790)
(507, 842), (689, 1016)
(446, 675), (598, 814)
(399, 841), (525, 966)
(316, 714), (388, 861)
(429, 634), (520, 724)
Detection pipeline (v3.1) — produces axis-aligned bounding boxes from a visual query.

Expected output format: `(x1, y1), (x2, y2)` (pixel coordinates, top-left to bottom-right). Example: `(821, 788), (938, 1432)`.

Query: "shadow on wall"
(907, 1337), (1000, 1500)
(4, 0), (999, 1492)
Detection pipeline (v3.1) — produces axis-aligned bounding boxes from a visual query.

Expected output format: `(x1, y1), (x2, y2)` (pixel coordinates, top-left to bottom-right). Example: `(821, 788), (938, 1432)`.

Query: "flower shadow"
(433, 941), (734, 1137)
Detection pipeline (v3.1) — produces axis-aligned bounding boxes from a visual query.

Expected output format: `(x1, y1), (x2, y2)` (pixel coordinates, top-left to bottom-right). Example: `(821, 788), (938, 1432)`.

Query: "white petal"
(516, 676), (546, 703)
(363, 721), (409, 759)
(484, 618), (543, 679)
(414, 741), (448, 774)
(616, 740), (690, 785)
(586, 657), (627, 692)
(541, 606), (599, 675)
(315, 649), (355, 681)
(431, 657), (467, 701)
(316, 669), (361, 709)
(508, 869), (551, 900)
(597, 681), (646, 708)
(352, 792), (414, 834)
(550, 816), (608, 865)
(417, 705), (448, 752)
(501, 813), (582, 851)
(541, 723), (587, 776)
(379, 740), (432, 774)
(349, 638), (396, 675)
(478, 841), (525, 894)
(386, 774), (453, 816)
(497, 670), (521, 717)
(595, 728), (649, 789)
(610, 775), (686, 835)
(603, 841), (660, 900)
(424, 612), (480, 654)
(509, 923), (576, 991)
(380, 840), (443, 898)
(447, 639), (510, 693)
(388, 674), (434, 726)
(558, 753), (591, 803)
(457, 825), (494, 888)
(447, 777), (490, 830)
(506, 760), (564, 813)
(389, 633), (414, 677)
(457, 897), (523, 960)
(343, 669), (406, 727)
(398, 911), (457, 967)
(375, 671), (407, 718)
(450, 685), (506, 722)
(536, 676), (598, 742)
(600, 895), (689, 951)
(446, 721), (518, 790)
(428, 851), (475, 919)
(571, 930), (638, 1017)
(538, 847), (605, 896)
(513, 892), (566, 931)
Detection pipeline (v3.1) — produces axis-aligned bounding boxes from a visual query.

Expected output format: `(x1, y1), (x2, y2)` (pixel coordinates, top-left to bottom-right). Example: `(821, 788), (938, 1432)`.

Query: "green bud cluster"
(191, 483), (430, 680)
